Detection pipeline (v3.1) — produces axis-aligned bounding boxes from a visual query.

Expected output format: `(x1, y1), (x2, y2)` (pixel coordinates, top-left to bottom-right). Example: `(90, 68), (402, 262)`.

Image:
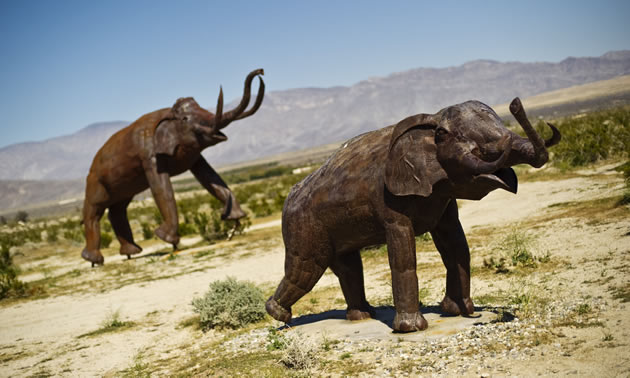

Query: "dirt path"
(1, 167), (629, 376)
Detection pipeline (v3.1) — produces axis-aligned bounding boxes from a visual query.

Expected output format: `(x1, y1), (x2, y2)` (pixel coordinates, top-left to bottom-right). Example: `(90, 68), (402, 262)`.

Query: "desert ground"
(0, 158), (628, 377)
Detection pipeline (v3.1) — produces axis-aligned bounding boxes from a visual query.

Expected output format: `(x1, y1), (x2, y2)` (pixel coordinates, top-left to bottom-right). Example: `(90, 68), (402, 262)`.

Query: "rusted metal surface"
(266, 98), (560, 332)
(81, 69), (265, 265)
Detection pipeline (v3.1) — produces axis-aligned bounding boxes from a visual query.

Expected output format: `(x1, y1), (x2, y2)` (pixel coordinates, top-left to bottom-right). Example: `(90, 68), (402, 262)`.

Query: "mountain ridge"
(1, 50), (629, 181)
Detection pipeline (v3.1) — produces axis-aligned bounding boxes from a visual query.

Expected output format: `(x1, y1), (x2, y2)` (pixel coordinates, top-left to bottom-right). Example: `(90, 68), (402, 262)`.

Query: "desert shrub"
(60, 218), (84, 243)
(14, 211), (28, 223)
(63, 228), (84, 243)
(0, 216), (6, 225)
(177, 221), (197, 237)
(538, 106), (630, 168)
(100, 309), (129, 329)
(233, 170), (310, 217)
(192, 212), (220, 241)
(141, 222), (153, 240)
(23, 227), (42, 243)
(485, 228), (549, 273)
(266, 326), (287, 351)
(0, 245), (27, 299)
(101, 218), (113, 233)
(0, 225), (44, 249)
(278, 332), (319, 372)
(247, 197), (273, 218)
(221, 162), (294, 184)
(152, 208), (162, 224)
(191, 210), (247, 242)
(79, 309), (135, 338)
(617, 161), (630, 205)
(100, 232), (113, 248)
(191, 277), (266, 330)
(46, 225), (60, 242)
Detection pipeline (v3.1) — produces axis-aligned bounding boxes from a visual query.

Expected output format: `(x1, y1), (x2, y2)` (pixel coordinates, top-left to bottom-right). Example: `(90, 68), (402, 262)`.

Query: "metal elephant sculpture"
(266, 98), (560, 332)
(81, 69), (265, 266)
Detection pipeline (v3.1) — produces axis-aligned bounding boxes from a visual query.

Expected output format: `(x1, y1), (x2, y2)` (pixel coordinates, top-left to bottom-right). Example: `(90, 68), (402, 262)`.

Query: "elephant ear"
(154, 98), (197, 156)
(384, 114), (446, 197)
(154, 120), (180, 156)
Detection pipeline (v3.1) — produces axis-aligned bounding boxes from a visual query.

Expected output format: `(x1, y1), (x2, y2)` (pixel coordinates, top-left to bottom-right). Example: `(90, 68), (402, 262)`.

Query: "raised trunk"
(216, 69), (265, 130)
(506, 98), (561, 168)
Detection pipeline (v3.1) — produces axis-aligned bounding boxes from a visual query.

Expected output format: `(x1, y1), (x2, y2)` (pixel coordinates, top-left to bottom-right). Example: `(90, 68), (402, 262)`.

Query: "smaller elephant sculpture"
(266, 98), (560, 332)
(81, 69), (265, 266)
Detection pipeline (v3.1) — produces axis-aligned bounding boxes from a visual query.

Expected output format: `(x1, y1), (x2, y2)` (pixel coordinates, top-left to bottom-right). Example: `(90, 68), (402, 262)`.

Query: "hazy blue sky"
(0, 0), (628, 149)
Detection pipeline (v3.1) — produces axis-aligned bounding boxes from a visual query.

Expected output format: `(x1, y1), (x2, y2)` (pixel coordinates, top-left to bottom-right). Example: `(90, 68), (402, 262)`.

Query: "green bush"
(538, 107), (630, 168)
(247, 197), (273, 218)
(141, 222), (153, 240)
(0, 245), (27, 299)
(617, 161), (630, 205)
(63, 229), (84, 243)
(191, 277), (266, 330)
(14, 211), (28, 223)
(191, 211), (245, 243)
(47, 225), (60, 242)
(221, 162), (294, 184)
(100, 232), (113, 248)
(177, 222), (197, 237)
(498, 229), (538, 268)
(101, 218), (113, 233)
(485, 228), (549, 273)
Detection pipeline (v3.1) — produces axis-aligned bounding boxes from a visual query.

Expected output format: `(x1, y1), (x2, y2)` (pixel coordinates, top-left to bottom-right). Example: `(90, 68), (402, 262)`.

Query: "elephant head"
(385, 98), (560, 200)
(154, 69), (265, 156)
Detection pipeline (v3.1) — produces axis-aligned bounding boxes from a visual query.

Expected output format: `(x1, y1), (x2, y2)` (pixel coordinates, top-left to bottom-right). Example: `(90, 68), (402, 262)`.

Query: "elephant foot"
(440, 295), (474, 316)
(223, 208), (246, 221)
(265, 296), (292, 323)
(81, 248), (104, 266)
(119, 243), (142, 258)
(393, 311), (428, 333)
(154, 224), (180, 247)
(346, 303), (375, 321)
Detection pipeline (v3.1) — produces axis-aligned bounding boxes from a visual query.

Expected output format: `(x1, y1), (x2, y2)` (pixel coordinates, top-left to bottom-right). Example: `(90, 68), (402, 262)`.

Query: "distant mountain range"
(0, 51), (629, 185)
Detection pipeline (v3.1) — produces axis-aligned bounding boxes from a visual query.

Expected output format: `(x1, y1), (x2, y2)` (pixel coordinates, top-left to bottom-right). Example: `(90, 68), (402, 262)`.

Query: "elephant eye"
(435, 127), (448, 143)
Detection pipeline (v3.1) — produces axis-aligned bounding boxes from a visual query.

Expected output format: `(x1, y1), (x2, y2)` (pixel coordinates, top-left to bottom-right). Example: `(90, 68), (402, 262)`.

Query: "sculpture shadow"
(128, 250), (173, 260)
(281, 304), (489, 331)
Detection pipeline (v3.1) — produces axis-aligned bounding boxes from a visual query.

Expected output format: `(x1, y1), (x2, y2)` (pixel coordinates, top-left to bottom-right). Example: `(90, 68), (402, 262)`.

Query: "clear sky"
(0, 0), (628, 149)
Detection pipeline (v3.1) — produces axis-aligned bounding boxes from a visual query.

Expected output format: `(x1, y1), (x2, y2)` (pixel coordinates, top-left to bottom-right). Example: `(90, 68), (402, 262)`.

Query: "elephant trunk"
(214, 69), (265, 130)
(507, 97), (561, 168)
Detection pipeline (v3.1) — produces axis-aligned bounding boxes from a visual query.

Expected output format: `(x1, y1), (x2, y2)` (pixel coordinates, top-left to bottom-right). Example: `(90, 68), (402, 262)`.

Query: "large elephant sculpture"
(81, 69), (265, 266)
(266, 98), (560, 332)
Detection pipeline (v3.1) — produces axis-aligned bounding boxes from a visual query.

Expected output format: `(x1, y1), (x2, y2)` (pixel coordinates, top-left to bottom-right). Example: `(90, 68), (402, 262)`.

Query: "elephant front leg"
(190, 157), (246, 220)
(430, 200), (474, 316)
(385, 220), (428, 332)
(144, 157), (180, 248)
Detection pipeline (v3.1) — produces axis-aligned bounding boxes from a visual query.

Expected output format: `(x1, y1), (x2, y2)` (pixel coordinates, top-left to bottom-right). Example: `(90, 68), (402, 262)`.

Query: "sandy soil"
(1, 164), (629, 377)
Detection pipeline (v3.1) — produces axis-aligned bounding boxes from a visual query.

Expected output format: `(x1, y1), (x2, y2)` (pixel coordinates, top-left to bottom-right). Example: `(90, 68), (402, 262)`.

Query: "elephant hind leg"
(82, 177), (108, 265)
(108, 198), (142, 257)
(330, 250), (374, 321)
(266, 244), (329, 324)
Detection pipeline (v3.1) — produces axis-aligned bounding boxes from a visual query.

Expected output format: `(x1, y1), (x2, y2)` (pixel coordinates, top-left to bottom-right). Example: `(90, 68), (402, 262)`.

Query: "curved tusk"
(459, 134), (512, 174)
(213, 86), (223, 131)
(544, 122), (561, 147)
